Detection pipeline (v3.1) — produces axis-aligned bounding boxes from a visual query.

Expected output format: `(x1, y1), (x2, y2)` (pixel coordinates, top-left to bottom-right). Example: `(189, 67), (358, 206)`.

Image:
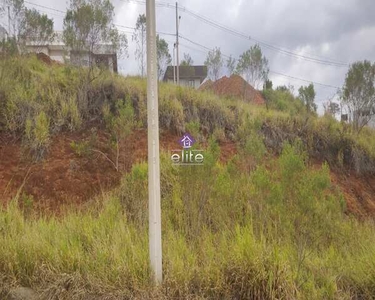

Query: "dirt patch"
(2, 127), (375, 219)
(0, 128), (230, 212)
(36, 52), (61, 66)
(199, 75), (265, 105)
(330, 170), (375, 219)
(0, 128), (122, 212)
(219, 140), (237, 163)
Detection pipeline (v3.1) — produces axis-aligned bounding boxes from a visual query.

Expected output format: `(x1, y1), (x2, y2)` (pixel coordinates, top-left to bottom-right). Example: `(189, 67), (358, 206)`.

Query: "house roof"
(163, 65), (207, 81)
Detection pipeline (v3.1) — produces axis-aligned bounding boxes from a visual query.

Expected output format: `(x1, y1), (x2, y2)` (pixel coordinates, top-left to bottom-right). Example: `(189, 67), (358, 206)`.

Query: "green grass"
(1, 144), (375, 299)
(2, 55), (375, 171)
(2, 55), (375, 299)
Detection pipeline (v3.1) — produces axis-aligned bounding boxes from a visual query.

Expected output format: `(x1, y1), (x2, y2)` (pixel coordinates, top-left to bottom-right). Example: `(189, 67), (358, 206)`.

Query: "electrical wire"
(23, 2), (175, 37)
(179, 35), (341, 89)
(22, 0), (342, 89)
(119, 0), (349, 67)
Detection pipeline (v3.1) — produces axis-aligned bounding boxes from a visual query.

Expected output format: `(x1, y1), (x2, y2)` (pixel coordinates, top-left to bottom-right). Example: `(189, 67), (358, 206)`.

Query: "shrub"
(262, 87), (305, 115)
(70, 140), (91, 157)
(3, 55), (375, 174)
(159, 97), (184, 135)
(24, 111), (50, 160)
(1, 144), (375, 298)
(102, 98), (136, 171)
(213, 127), (226, 143)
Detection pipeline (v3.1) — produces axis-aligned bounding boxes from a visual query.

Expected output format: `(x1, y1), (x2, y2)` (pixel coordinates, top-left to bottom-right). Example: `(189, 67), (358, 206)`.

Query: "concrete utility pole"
(175, 2), (180, 85)
(8, 6), (10, 40)
(146, 0), (163, 284)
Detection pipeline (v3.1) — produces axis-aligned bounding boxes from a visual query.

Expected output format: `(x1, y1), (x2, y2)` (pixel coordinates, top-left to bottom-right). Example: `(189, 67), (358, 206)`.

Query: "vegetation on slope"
(1, 145), (375, 299)
(1, 56), (375, 299)
(2, 56), (375, 172)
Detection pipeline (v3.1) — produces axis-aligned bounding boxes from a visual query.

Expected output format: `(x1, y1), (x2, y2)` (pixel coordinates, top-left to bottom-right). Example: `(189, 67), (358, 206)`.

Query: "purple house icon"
(179, 133), (195, 149)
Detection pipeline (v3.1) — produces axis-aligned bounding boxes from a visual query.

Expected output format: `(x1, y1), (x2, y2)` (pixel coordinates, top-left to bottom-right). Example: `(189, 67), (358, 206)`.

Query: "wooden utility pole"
(173, 43), (176, 84)
(175, 2), (180, 85)
(146, 0), (162, 284)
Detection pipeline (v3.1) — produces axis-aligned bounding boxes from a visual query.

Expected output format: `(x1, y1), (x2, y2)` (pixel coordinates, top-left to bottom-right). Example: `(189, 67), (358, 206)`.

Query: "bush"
(24, 111), (50, 160)
(5, 56), (375, 174)
(1, 144), (375, 298)
(262, 87), (305, 115)
(70, 140), (91, 157)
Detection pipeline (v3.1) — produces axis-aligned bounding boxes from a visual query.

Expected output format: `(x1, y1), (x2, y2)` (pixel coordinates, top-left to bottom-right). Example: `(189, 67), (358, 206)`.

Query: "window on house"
(188, 80), (195, 87)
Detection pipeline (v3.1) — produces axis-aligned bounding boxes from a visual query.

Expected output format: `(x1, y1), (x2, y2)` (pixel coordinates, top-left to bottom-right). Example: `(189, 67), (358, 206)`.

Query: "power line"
(22, 0), (342, 89)
(114, 24), (135, 30)
(179, 35), (231, 57)
(269, 71), (340, 89)
(26, 0), (349, 67)
(179, 35), (341, 90)
(116, 24), (174, 37)
(23, 1), (175, 37)
(179, 42), (208, 55)
(25, 0), (349, 68)
(178, 7), (348, 67)
(24, 1), (66, 14)
(119, 0), (349, 68)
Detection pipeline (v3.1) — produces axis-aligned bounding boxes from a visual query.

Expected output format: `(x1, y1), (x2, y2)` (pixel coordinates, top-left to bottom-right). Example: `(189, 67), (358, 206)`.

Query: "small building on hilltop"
(163, 65), (207, 89)
(341, 109), (375, 129)
(24, 32), (66, 63)
(70, 44), (118, 73)
(25, 32), (118, 72)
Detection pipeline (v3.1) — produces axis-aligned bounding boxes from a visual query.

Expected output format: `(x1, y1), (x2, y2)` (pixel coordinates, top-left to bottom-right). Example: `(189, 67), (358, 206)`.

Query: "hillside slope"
(1, 56), (375, 299)
(1, 56), (375, 217)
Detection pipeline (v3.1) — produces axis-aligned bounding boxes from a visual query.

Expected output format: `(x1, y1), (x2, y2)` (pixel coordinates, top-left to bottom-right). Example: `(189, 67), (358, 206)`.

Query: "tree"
(19, 8), (55, 50)
(132, 14), (146, 77)
(204, 47), (223, 81)
(276, 85), (289, 92)
(156, 34), (171, 81)
(2, 0), (24, 40)
(0, 1), (4, 19)
(226, 55), (236, 76)
(341, 60), (375, 132)
(63, 0), (127, 116)
(262, 79), (273, 111)
(180, 53), (193, 66)
(236, 44), (269, 89)
(323, 101), (340, 116)
(264, 79), (273, 90)
(277, 84), (295, 94)
(102, 99), (135, 171)
(298, 83), (317, 113)
(63, 0), (128, 69)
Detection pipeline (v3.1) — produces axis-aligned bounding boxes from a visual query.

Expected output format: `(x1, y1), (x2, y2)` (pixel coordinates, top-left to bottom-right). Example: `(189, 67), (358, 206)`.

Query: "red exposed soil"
(1, 127), (375, 219)
(199, 75), (265, 105)
(0, 128), (166, 212)
(219, 140), (237, 163)
(0, 129), (120, 212)
(36, 53), (61, 66)
(331, 171), (375, 219)
(0, 127), (233, 212)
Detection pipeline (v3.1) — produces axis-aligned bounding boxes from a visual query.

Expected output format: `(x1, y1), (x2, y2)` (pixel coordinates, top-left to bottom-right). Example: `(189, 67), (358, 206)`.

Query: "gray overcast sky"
(14, 0), (375, 112)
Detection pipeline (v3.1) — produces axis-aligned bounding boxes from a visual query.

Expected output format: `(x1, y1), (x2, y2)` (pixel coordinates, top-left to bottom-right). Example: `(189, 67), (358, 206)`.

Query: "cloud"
(8, 0), (375, 113)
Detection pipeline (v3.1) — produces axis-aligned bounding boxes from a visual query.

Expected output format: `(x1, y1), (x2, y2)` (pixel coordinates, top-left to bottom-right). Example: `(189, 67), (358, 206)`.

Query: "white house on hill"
(25, 32), (118, 72)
